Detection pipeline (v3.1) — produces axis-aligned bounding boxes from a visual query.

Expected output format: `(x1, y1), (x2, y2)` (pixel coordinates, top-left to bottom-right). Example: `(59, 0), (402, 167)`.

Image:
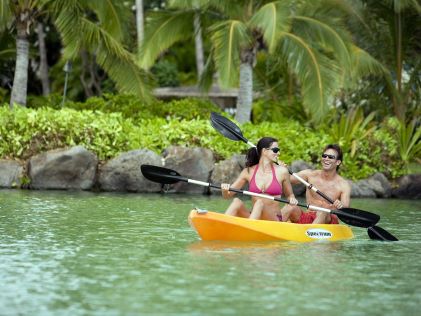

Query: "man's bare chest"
(307, 177), (342, 199)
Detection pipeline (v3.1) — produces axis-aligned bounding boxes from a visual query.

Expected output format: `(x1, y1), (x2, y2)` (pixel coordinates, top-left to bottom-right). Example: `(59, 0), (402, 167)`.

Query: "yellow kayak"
(188, 209), (354, 242)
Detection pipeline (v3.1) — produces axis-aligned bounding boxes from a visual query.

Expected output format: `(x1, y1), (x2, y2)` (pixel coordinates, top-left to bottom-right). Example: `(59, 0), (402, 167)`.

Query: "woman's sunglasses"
(322, 153), (336, 159)
(267, 147), (280, 153)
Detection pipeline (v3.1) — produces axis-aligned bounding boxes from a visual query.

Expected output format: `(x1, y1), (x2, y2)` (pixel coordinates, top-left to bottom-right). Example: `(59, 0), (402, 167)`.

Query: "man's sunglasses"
(322, 153), (336, 159)
(267, 147), (280, 153)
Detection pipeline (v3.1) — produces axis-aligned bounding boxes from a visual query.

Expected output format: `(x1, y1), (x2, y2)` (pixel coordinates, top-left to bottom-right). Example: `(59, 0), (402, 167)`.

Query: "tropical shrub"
(26, 94), (222, 121)
(0, 105), (411, 180)
(151, 60), (180, 87)
(325, 107), (377, 157)
(252, 98), (310, 124)
(386, 117), (421, 170)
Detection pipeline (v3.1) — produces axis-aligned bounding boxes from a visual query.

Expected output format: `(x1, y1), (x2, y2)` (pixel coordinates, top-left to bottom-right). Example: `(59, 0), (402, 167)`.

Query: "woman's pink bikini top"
(249, 164), (282, 196)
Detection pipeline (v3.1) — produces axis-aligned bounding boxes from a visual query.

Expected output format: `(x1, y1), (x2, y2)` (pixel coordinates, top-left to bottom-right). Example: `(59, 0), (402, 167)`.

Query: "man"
(280, 144), (351, 224)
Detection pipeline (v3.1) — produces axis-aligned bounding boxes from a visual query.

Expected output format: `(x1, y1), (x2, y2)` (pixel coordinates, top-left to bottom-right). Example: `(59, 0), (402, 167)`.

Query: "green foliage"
(27, 93), (65, 109)
(0, 104), (409, 180)
(340, 126), (404, 180)
(325, 107), (376, 157)
(26, 93), (222, 121)
(0, 88), (8, 104)
(161, 98), (222, 120)
(151, 60), (180, 87)
(252, 98), (310, 124)
(395, 118), (421, 168)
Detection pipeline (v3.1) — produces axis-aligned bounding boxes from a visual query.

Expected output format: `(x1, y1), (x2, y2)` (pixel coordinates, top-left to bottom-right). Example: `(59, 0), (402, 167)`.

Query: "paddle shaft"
(141, 164), (379, 227)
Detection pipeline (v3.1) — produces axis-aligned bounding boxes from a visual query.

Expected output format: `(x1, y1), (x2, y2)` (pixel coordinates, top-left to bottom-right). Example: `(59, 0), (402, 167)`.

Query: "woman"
(221, 137), (298, 221)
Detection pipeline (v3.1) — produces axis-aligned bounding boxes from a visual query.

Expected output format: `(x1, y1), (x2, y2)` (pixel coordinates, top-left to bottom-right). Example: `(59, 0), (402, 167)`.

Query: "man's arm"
(333, 180), (351, 209)
(289, 169), (311, 185)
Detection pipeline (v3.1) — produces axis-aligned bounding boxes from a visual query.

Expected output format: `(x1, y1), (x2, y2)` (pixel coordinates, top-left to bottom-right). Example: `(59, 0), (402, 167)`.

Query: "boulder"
(163, 146), (215, 194)
(392, 174), (421, 199)
(368, 173), (392, 198)
(350, 179), (377, 198)
(28, 146), (97, 190)
(210, 154), (245, 193)
(0, 160), (24, 188)
(99, 149), (163, 192)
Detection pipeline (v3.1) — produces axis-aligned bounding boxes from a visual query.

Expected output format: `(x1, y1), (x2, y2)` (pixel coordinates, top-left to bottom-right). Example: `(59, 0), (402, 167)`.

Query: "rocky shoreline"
(0, 145), (420, 199)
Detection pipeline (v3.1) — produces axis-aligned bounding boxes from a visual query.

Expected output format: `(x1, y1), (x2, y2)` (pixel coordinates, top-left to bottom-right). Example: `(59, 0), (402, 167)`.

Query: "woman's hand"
(221, 183), (231, 199)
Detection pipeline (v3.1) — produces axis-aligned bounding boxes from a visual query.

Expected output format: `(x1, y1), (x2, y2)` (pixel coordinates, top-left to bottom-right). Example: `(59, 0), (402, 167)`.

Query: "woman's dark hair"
(323, 144), (343, 170)
(245, 137), (278, 167)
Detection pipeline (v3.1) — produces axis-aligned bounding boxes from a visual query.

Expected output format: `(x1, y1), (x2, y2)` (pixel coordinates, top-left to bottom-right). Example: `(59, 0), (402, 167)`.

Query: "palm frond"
(96, 47), (153, 101)
(0, 0), (13, 31)
(86, 0), (131, 42)
(292, 16), (352, 70)
(210, 20), (251, 88)
(54, 2), (152, 99)
(347, 45), (391, 87)
(278, 32), (342, 123)
(140, 10), (194, 69)
(249, 1), (291, 53)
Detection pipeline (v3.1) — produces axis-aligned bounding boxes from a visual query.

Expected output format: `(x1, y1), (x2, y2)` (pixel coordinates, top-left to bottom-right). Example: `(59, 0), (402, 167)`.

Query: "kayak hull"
(188, 209), (354, 242)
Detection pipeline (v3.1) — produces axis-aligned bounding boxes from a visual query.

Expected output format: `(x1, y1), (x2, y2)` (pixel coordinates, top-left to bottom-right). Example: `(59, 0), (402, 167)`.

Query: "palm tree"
(140, 0), (383, 123)
(135, 0), (145, 52)
(36, 21), (50, 96)
(357, 0), (421, 121)
(0, 0), (151, 108)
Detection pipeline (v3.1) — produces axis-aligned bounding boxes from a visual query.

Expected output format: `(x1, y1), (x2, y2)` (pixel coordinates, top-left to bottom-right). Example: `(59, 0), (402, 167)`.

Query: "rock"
(290, 160), (314, 173)
(0, 160), (24, 188)
(99, 149), (163, 192)
(350, 179), (377, 198)
(28, 146), (97, 190)
(290, 160), (314, 196)
(210, 155), (245, 193)
(163, 146), (215, 194)
(392, 174), (421, 199)
(368, 173), (392, 198)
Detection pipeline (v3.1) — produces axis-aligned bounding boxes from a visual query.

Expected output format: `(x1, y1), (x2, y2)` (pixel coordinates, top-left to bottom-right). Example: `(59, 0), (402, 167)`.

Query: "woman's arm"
(221, 168), (248, 199)
(279, 167), (298, 205)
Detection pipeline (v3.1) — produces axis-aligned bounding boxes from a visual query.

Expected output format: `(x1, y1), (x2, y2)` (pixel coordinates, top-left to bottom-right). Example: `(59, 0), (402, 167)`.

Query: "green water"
(0, 190), (420, 316)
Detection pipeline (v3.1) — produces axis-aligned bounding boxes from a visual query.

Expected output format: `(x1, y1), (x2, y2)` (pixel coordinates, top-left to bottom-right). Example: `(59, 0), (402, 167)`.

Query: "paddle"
(210, 112), (398, 241)
(141, 164), (380, 228)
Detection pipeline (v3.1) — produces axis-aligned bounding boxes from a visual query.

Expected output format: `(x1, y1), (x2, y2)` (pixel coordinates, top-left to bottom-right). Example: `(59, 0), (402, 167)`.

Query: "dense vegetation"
(1, 96), (415, 180)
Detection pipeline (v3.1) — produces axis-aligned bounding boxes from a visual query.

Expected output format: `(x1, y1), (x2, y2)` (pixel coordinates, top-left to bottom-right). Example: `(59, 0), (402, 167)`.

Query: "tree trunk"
(10, 24), (30, 108)
(394, 10), (405, 121)
(193, 11), (204, 80)
(136, 0), (144, 53)
(235, 49), (254, 124)
(37, 22), (51, 96)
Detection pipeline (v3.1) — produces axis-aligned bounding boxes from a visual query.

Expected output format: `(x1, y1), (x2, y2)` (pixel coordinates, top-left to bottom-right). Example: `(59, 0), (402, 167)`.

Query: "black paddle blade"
(332, 208), (380, 228)
(367, 226), (399, 241)
(140, 164), (185, 184)
(210, 112), (246, 142)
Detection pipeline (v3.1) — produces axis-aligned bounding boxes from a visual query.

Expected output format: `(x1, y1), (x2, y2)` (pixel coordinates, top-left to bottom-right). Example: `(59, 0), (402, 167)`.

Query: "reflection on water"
(0, 190), (420, 315)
